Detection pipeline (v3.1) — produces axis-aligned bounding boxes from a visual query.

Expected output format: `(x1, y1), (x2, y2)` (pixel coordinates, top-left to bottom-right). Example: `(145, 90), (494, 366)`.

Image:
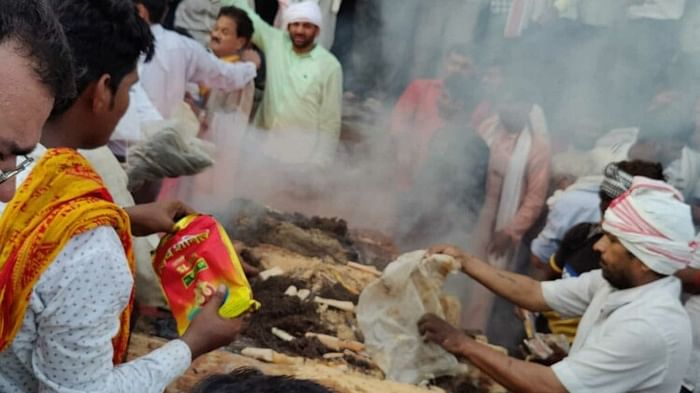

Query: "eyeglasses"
(0, 156), (34, 185)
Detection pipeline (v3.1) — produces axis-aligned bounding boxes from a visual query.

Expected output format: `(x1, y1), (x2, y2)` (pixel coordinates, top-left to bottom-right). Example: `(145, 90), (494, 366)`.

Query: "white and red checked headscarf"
(602, 177), (695, 275)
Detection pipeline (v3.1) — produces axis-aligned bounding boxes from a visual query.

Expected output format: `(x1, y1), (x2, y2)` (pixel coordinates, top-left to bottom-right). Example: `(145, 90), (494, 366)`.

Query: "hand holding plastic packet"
(356, 250), (463, 384)
(153, 214), (260, 335)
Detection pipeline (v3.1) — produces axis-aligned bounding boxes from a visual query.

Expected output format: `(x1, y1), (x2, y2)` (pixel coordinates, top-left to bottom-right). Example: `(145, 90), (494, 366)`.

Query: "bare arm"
(429, 244), (551, 312)
(419, 314), (567, 393)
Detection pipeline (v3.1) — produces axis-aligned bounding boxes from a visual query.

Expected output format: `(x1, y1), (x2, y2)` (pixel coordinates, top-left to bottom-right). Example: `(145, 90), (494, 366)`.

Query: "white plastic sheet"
(357, 250), (463, 384)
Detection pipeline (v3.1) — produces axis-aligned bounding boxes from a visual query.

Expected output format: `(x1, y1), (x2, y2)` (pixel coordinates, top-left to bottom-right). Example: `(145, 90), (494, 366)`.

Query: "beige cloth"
(80, 147), (166, 308)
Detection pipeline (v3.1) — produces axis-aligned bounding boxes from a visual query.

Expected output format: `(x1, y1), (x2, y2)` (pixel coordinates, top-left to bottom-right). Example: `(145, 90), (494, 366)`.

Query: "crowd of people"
(2, 0), (700, 392)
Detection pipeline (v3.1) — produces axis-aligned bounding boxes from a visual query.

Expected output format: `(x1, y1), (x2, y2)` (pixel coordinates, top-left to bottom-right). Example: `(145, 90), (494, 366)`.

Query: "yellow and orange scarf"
(0, 148), (134, 364)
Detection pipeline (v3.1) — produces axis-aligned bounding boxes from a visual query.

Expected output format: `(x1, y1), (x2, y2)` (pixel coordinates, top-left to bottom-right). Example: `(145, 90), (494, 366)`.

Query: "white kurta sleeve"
(31, 227), (191, 393)
(541, 269), (604, 318)
(185, 38), (257, 92)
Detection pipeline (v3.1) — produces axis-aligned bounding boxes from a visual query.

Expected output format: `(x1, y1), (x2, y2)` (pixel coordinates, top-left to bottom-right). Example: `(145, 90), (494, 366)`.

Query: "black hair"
(134, 0), (168, 24)
(48, 0), (155, 119)
(218, 6), (255, 41)
(0, 0), (76, 102)
(190, 368), (335, 393)
(599, 159), (666, 206)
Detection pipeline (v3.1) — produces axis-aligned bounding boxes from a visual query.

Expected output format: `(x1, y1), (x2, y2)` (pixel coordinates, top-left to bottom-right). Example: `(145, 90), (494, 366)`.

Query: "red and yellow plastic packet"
(153, 214), (260, 335)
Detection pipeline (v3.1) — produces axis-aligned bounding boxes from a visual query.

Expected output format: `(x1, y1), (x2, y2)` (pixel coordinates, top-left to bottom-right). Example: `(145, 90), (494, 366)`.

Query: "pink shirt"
(477, 116), (551, 244)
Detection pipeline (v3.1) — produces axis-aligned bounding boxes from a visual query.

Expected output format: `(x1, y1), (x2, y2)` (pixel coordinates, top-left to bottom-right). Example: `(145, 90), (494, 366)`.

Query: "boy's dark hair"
(190, 368), (335, 393)
(134, 0), (168, 24)
(0, 0), (76, 102)
(49, 0), (155, 119)
(218, 6), (255, 41)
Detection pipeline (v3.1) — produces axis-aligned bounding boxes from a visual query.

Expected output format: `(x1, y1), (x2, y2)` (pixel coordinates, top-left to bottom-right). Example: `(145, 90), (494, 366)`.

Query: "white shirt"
(0, 227), (191, 392)
(140, 24), (257, 119)
(109, 81), (163, 157)
(627, 0), (686, 20)
(684, 295), (700, 392)
(542, 270), (691, 393)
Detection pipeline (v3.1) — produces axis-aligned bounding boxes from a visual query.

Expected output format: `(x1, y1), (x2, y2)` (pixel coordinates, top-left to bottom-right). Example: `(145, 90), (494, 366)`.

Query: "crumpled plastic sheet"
(357, 250), (463, 385)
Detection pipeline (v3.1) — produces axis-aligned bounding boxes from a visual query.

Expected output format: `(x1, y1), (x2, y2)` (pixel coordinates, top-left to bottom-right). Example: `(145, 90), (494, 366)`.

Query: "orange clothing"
(0, 148), (134, 364)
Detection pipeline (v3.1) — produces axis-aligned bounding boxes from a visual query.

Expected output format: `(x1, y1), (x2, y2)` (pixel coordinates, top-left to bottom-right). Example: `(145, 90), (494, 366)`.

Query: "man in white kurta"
(419, 177), (695, 393)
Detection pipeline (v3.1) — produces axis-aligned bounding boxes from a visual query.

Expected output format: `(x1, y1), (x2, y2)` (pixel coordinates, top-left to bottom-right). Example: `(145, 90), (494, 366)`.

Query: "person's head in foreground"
(596, 176), (695, 289)
(210, 6), (254, 58)
(190, 368), (335, 393)
(43, 0), (155, 150)
(0, 0), (75, 201)
(283, 1), (322, 53)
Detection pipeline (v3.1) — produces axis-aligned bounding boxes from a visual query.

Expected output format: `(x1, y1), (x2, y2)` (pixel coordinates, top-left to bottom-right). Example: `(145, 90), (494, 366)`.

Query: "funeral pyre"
(130, 198), (506, 393)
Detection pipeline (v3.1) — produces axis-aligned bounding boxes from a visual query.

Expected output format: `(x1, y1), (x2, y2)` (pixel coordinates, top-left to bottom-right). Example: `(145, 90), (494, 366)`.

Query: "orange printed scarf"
(0, 148), (134, 364)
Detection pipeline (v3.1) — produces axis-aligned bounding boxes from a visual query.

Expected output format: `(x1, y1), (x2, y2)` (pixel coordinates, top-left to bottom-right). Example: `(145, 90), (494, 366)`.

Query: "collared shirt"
(140, 24), (257, 119)
(627, 0), (686, 20)
(222, 0), (343, 165)
(542, 270), (691, 393)
(531, 178), (601, 264)
(0, 227), (191, 392)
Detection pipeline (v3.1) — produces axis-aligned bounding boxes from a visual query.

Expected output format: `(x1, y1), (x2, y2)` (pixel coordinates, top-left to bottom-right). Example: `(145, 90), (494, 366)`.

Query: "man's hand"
(241, 49), (262, 70)
(125, 200), (195, 236)
(181, 285), (249, 360)
(418, 313), (471, 355)
(427, 244), (478, 273)
(488, 230), (513, 258)
(427, 244), (467, 262)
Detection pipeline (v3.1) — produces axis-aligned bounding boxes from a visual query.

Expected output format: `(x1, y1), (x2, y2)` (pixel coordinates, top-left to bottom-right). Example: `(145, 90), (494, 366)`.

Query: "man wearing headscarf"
(222, 0), (342, 166)
(418, 177), (694, 393)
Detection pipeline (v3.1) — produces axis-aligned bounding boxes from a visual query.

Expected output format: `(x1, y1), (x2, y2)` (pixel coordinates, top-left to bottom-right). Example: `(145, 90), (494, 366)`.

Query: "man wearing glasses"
(0, 0), (76, 201)
(0, 1), (249, 392)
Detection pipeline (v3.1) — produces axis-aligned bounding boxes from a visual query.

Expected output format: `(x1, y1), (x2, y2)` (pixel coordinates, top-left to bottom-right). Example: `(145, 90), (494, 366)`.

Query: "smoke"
(163, 0), (700, 262)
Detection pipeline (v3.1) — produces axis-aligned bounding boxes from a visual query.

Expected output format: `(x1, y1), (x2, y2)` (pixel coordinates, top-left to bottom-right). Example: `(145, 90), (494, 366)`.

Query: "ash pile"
(133, 199), (505, 393)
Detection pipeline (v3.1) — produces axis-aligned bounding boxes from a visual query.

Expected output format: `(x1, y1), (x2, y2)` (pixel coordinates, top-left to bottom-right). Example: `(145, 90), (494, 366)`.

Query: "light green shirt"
(223, 0), (343, 164)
